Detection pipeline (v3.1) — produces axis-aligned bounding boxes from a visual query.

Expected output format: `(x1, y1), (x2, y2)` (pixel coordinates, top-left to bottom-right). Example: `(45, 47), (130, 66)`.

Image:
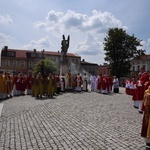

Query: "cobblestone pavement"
(0, 87), (146, 150)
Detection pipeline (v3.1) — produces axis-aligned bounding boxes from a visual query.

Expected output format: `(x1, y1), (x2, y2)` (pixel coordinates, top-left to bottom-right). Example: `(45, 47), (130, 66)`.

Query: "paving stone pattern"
(0, 88), (146, 150)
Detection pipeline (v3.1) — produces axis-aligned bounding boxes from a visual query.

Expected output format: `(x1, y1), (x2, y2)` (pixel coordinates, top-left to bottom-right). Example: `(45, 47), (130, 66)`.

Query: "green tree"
(103, 28), (145, 78)
(33, 58), (58, 77)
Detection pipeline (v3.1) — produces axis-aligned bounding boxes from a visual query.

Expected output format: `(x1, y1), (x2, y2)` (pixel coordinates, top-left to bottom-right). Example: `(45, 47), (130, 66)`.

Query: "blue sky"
(0, 0), (150, 65)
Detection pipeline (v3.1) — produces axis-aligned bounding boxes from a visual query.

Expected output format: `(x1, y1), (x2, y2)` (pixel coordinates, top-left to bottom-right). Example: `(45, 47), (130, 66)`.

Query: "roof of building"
(44, 51), (81, 57)
(81, 60), (99, 66)
(16, 50), (29, 58)
(131, 54), (150, 62)
(2, 48), (81, 58)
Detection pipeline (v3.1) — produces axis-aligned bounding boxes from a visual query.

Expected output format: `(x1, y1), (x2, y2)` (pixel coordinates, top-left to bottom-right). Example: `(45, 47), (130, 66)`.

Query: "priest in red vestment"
(132, 67), (149, 113)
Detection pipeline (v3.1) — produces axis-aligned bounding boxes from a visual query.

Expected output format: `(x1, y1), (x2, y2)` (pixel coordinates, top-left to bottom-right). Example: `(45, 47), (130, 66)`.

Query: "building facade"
(98, 63), (110, 76)
(98, 55), (150, 77)
(130, 54), (150, 73)
(81, 59), (99, 75)
(0, 46), (81, 75)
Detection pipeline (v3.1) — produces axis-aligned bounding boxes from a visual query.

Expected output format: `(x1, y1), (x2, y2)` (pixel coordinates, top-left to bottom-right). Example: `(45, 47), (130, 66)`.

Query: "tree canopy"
(33, 58), (58, 77)
(103, 28), (145, 78)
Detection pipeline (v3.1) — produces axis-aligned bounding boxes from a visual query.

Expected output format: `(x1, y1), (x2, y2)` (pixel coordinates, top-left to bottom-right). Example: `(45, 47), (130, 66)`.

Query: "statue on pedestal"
(60, 35), (70, 64)
(60, 35), (71, 88)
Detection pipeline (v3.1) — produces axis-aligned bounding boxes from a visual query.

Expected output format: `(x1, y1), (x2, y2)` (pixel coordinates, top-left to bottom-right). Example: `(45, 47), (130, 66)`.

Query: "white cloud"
(75, 33), (103, 55)
(0, 10), (127, 64)
(34, 21), (47, 29)
(0, 0), (150, 66)
(0, 15), (13, 25)
(46, 10), (63, 23)
(0, 32), (12, 43)
(146, 39), (150, 47)
(28, 10), (127, 64)
(34, 10), (126, 34)
(80, 10), (124, 33)
(22, 36), (53, 50)
(141, 39), (150, 53)
(0, 33), (14, 52)
(63, 10), (87, 29)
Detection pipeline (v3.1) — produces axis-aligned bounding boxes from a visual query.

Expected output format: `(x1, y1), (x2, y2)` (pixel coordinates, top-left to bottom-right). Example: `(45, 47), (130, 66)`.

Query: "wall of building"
(0, 46), (82, 75)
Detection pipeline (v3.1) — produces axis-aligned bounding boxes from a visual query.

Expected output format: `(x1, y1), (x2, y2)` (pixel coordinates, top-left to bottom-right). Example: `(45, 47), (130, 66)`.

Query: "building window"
(28, 62), (33, 68)
(5, 60), (10, 66)
(7, 52), (15, 57)
(31, 53), (35, 57)
(13, 60), (17, 66)
(20, 61), (25, 67)
(76, 59), (78, 64)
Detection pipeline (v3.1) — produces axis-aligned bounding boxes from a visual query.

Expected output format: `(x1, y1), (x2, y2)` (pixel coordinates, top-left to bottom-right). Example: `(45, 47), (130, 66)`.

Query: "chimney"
(82, 59), (85, 62)
(4, 46), (8, 51)
(33, 49), (36, 53)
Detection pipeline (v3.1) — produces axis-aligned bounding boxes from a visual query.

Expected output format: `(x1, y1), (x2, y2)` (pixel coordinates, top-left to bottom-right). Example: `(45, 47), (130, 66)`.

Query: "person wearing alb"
(82, 73), (88, 91)
(75, 73), (82, 92)
(60, 73), (66, 92)
(36, 73), (44, 99)
(65, 70), (72, 90)
(26, 73), (32, 95)
(47, 73), (53, 98)
(101, 75), (108, 94)
(97, 74), (102, 93)
(107, 75), (113, 93)
(129, 78), (136, 96)
(90, 73), (96, 92)
(113, 76), (119, 93)
(132, 67), (149, 113)
(56, 74), (61, 94)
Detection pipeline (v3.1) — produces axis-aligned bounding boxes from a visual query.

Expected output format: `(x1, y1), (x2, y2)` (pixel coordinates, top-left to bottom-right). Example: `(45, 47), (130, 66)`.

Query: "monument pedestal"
(60, 64), (69, 76)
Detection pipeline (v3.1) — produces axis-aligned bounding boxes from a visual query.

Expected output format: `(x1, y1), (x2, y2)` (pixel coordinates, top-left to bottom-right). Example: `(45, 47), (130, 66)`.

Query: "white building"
(130, 54), (150, 73)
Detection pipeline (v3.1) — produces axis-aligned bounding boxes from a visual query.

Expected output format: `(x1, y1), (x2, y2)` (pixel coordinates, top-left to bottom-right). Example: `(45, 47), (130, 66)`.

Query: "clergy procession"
(0, 70), (119, 100)
(125, 67), (150, 148)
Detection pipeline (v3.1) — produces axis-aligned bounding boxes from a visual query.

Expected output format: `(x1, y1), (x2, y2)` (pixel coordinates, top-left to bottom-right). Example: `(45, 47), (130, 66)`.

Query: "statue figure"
(61, 35), (70, 63)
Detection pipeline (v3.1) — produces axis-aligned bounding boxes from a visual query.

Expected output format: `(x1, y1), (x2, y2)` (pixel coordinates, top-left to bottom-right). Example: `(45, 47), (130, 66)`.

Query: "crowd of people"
(89, 73), (119, 94)
(1, 66), (150, 148)
(0, 71), (66, 99)
(125, 67), (150, 149)
(0, 70), (120, 100)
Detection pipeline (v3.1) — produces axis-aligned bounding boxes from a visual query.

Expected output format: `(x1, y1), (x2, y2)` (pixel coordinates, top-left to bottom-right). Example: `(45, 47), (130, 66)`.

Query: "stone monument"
(60, 35), (70, 76)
